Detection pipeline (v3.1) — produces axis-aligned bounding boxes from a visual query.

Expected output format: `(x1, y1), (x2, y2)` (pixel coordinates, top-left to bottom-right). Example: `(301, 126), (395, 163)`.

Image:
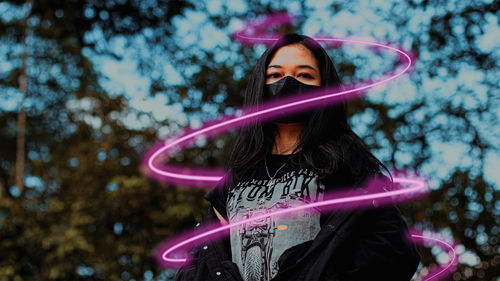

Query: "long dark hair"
(225, 33), (393, 190)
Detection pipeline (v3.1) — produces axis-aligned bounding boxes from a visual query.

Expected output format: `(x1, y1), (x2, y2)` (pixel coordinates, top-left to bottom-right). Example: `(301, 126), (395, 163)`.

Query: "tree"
(0, 0), (498, 280)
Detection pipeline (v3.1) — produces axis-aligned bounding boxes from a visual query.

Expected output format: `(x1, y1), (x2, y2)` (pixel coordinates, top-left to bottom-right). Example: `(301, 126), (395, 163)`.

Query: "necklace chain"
(264, 156), (287, 181)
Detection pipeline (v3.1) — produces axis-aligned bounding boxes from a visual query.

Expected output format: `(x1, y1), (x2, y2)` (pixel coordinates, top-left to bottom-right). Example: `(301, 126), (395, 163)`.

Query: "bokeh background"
(0, 0), (499, 280)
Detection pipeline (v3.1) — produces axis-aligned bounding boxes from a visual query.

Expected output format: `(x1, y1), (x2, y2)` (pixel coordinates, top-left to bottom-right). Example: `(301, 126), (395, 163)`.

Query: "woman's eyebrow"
(268, 64), (318, 73)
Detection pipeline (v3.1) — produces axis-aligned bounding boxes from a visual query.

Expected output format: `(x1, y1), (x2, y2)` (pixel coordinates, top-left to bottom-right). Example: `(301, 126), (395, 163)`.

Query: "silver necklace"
(264, 156), (286, 185)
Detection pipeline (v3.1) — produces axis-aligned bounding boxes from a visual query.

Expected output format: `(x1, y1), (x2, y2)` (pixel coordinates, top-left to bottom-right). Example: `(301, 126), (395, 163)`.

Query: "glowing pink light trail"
(144, 11), (459, 281)
(146, 23), (414, 185)
(160, 177), (426, 264)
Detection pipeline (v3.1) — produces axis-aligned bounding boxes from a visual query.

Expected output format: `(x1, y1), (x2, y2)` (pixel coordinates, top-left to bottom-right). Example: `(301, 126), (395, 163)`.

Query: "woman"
(175, 33), (420, 281)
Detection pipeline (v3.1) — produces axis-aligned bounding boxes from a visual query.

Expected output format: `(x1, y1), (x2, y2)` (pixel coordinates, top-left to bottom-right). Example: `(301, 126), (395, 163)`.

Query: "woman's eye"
(298, 73), (312, 78)
(266, 73), (281, 78)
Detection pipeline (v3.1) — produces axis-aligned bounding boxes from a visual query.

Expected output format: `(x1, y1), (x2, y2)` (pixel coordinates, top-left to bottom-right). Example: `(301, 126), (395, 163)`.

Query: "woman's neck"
(272, 122), (304, 155)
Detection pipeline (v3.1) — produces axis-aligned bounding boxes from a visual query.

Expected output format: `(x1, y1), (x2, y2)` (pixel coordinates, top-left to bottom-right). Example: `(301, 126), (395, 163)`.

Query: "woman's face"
(265, 43), (321, 86)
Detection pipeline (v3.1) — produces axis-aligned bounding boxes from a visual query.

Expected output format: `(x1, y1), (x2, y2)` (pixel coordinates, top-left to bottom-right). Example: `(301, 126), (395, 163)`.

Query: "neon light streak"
(409, 231), (459, 281)
(144, 11), (460, 281)
(145, 27), (414, 185)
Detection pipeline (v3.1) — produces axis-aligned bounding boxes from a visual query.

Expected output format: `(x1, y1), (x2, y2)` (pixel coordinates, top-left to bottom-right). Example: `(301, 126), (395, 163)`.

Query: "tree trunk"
(16, 0), (33, 194)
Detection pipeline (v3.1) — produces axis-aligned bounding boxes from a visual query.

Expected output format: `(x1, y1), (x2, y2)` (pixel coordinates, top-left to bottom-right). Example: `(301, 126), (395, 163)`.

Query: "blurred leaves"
(0, 0), (498, 280)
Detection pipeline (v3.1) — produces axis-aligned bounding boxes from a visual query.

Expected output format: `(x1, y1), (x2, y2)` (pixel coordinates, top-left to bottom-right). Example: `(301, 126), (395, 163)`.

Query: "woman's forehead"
(268, 44), (319, 69)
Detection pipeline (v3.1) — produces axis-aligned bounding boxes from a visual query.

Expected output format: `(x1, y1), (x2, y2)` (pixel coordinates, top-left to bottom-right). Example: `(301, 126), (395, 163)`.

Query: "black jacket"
(174, 200), (421, 281)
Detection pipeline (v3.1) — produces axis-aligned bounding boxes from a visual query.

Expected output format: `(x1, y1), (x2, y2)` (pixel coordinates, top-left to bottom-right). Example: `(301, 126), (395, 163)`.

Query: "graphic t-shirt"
(204, 153), (332, 281)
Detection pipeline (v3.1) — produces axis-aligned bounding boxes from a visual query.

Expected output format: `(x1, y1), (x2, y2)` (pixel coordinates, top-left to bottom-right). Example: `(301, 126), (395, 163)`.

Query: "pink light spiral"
(145, 11), (459, 281)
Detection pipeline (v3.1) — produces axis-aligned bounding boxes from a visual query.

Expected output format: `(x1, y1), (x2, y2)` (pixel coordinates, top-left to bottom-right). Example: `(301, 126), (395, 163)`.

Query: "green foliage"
(0, 0), (498, 280)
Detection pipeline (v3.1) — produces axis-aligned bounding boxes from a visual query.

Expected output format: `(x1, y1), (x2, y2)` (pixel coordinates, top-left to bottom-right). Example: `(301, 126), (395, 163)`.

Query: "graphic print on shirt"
(227, 168), (326, 281)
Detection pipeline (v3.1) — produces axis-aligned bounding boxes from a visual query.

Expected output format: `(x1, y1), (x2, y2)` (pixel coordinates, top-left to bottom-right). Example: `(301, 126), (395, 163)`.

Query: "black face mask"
(263, 76), (320, 124)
